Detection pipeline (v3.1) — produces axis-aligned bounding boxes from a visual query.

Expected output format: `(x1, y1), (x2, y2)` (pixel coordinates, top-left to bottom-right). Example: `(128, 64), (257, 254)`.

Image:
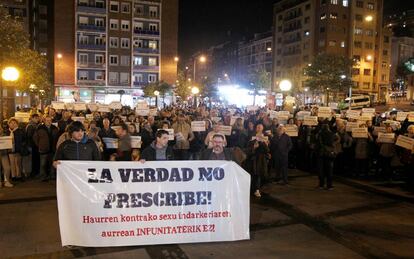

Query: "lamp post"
(191, 86), (199, 107)
(154, 90), (160, 108)
(1, 67), (20, 121)
(279, 79), (292, 109)
(193, 55), (206, 83)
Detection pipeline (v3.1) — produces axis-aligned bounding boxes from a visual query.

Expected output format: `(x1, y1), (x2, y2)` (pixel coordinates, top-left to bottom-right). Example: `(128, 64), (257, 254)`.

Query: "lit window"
(342, 0), (348, 7)
(340, 41), (345, 47)
(328, 40), (336, 46)
(95, 71), (104, 81)
(354, 28), (363, 35)
(149, 40), (157, 49)
(331, 0), (338, 4)
(148, 57), (157, 66)
(330, 13), (338, 19)
(134, 57), (143, 66)
(320, 13), (326, 20)
(367, 2), (374, 10)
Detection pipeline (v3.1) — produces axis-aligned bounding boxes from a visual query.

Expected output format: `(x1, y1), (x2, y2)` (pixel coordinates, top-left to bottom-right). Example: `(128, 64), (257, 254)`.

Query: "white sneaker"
(254, 190), (261, 198)
(4, 182), (14, 188)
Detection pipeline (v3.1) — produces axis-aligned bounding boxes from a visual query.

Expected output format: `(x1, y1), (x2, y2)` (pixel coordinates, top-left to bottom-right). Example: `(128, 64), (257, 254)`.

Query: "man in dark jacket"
(33, 115), (59, 181)
(112, 123), (131, 161)
(57, 110), (73, 136)
(141, 130), (174, 161)
(200, 134), (234, 161)
(271, 125), (292, 185)
(317, 124), (336, 190)
(99, 118), (117, 160)
(53, 121), (101, 167)
(25, 113), (40, 176)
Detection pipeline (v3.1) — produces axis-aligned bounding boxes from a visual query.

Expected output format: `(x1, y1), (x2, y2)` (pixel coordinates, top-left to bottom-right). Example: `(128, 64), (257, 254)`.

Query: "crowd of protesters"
(0, 103), (413, 197)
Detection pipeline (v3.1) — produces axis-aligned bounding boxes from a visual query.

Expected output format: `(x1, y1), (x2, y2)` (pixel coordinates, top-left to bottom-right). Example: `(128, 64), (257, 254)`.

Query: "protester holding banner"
(400, 125), (414, 190)
(53, 121), (101, 167)
(377, 126), (396, 180)
(140, 129), (174, 161)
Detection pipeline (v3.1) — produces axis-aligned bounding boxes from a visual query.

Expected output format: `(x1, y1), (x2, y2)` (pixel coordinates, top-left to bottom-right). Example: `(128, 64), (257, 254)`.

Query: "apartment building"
(272, 0), (391, 101)
(390, 36), (414, 100)
(54, 0), (178, 104)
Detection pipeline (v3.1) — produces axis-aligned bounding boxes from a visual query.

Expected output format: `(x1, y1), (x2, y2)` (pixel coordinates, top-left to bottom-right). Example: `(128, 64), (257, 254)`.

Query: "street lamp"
(57, 53), (63, 59)
(1, 67), (20, 121)
(191, 86), (199, 107)
(174, 56), (179, 62)
(279, 79), (292, 92)
(365, 15), (373, 22)
(154, 90), (160, 107)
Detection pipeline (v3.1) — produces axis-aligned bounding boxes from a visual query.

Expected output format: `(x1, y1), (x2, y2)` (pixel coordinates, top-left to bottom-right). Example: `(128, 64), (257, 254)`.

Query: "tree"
(248, 68), (271, 105)
(304, 53), (354, 103)
(175, 69), (192, 101)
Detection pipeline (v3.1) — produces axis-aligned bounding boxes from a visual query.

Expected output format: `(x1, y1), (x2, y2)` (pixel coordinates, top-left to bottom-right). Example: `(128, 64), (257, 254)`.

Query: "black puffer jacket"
(54, 136), (101, 161)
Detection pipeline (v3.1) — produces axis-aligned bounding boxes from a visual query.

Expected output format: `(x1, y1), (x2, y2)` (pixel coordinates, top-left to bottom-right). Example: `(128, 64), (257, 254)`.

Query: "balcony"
(77, 79), (106, 86)
(133, 29), (160, 36)
(134, 13), (160, 20)
(133, 65), (159, 71)
(77, 62), (106, 69)
(78, 24), (106, 32)
(133, 47), (159, 54)
(77, 4), (106, 14)
(77, 43), (106, 50)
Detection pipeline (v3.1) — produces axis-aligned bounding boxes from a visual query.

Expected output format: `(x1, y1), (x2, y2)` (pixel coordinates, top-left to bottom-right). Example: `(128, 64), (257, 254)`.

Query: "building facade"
(54, 0), (178, 104)
(390, 36), (414, 100)
(272, 0), (391, 101)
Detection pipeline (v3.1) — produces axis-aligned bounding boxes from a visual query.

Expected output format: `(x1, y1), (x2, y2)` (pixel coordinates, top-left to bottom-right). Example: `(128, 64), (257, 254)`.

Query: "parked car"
(342, 95), (371, 109)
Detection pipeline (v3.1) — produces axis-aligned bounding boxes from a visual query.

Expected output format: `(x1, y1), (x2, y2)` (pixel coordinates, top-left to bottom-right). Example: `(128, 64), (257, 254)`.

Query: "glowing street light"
(57, 53), (63, 59)
(199, 56), (206, 63)
(366, 55), (372, 61)
(1, 66), (20, 121)
(340, 75), (346, 79)
(154, 90), (160, 107)
(193, 55), (207, 82)
(279, 79), (292, 92)
(266, 47), (272, 51)
(154, 90), (160, 96)
(365, 15), (373, 22)
(174, 56), (179, 62)
(191, 86), (200, 107)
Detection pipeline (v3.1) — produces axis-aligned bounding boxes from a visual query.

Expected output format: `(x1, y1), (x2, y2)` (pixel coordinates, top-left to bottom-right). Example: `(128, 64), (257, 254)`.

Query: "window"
(121, 56), (130, 66)
(353, 55), (361, 62)
(121, 2), (130, 13)
(109, 72), (118, 84)
(342, 0), (348, 7)
(148, 57), (157, 66)
(363, 82), (370, 88)
(303, 55), (309, 61)
(318, 39), (325, 47)
(134, 57), (143, 66)
(149, 40), (157, 49)
(304, 17), (310, 24)
(134, 39), (143, 47)
(39, 20), (47, 30)
(330, 13), (338, 19)
(135, 5), (144, 15)
(149, 6), (158, 17)
(79, 0), (88, 6)
(79, 71), (88, 80)
(110, 19), (118, 30)
(121, 38), (130, 48)
(382, 62), (387, 68)
(354, 41), (362, 48)
(110, 55), (118, 65)
(321, 0), (327, 5)
(352, 68), (360, 75)
(381, 74), (387, 81)
(328, 40), (336, 46)
(79, 16), (88, 25)
(121, 20), (130, 31)
(134, 74), (143, 83)
(110, 1), (119, 12)
(303, 42), (310, 49)
(39, 5), (47, 15)
(96, 0), (104, 8)
(331, 0), (338, 4)
(355, 14), (363, 21)
(120, 73), (130, 84)
(320, 13), (326, 20)
(79, 54), (88, 65)
(110, 37), (118, 48)
(95, 18), (104, 27)
(79, 35), (88, 45)
(277, 49), (281, 54)
(95, 54), (104, 64)
(148, 74), (157, 83)
(134, 22), (143, 31)
(278, 37), (282, 43)
(95, 71), (104, 80)
(367, 2), (374, 9)
(356, 1), (363, 8)
(354, 28), (363, 35)
(366, 29), (373, 36)
(278, 26), (282, 32)
(95, 37), (104, 46)
(340, 41), (345, 47)
(276, 60), (281, 66)
(278, 15), (283, 21)
(149, 23), (158, 31)
(365, 42), (373, 49)
(363, 69), (371, 75)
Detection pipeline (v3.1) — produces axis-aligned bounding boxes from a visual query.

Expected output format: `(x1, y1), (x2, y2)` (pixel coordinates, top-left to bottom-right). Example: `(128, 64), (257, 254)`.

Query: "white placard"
(211, 117), (221, 123)
(111, 126), (121, 131)
(373, 126), (386, 136)
(303, 116), (318, 126)
(191, 121), (206, 132)
(14, 112), (30, 123)
(88, 103), (98, 112)
(65, 103), (74, 110)
(98, 104), (110, 113)
(269, 111), (278, 119)
(130, 136), (142, 148)
(346, 122), (360, 132)
(246, 105), (259, 112)
(285, 125), (298, 137)
(362, 108), (375, 114)
(158, 128), (175, 141)
(109, 101), (122, 110)
(396, 112), (409, 121)
(86, 114), (94, 121)
(73, 102), (87, 111)
(137, 102), (149, 109)
(0, 136), (12, 150)
(396, 135), (414, 151)
(277, 115), (289, 124)
(57, 161), (250, 247)
(230, 116), (244, 126)
(71, 116), (85, 122)
(51, 101), (66, 110)
(318, 107), (331, 117)
(352, 128), (368, 138)
(377, 133), (395, 143)
(409, 112), (414, 122)
(358, 115), (372, 122)
(218, 125), (232, 136)
(278, 111), (290, 116)
(102, 138), (118, 149)
(346, 110), (361, 120)
(136, 109), (150, 116)
(296, 111), (311, 120)
(149, 108), (158, 117)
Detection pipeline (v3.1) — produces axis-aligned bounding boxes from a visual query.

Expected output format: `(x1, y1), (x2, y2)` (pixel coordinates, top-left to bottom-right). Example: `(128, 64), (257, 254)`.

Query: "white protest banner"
(0, 136), (12, 150)
(396, 135), (414, 151)
(346, 122), (359, 132)
(230, 116), (244, 126)
(362, 108), (375, 115)
(158, 128), (174, 141)
(409, 112), (414, 122)
(52, 101), (66, 110)
(352, 128), (368, 138)
(131, 136), (142, 148)
(14, 112), (30, 123)
(317, 107), (332, 118)
(191, 121), (206, 132)
(65, 103), (74, 110)
(329, 103), (338, 109)
(346, 110), (361, 120)
(98, 104), (110, 113)
(377, 133), (395, 143)
(88, 103), (98, 112)
(218, 125), (232, 136)
(296, 111), (311, 120)
(269, 111), (278, 119)
(384, 120), (400, 131)
(57, 161), (250, 247)
(109, 101), (123, 110)
(285, 125), (298, 137)
(136, 109), (150, 116)
(86, 114), (94, 121)
(149, 108), (158, 117)
(102, 138), (118, 149)
(303, 115), (318, 126)
(72, 116), (86, 123)
(373, 126), (386, 136)
(73, 102), (87, 111)
(396, 112), (409, 121)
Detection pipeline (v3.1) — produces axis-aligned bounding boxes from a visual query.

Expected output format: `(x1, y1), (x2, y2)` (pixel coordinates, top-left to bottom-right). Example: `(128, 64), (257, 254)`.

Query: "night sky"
(178, 0), (412, 61)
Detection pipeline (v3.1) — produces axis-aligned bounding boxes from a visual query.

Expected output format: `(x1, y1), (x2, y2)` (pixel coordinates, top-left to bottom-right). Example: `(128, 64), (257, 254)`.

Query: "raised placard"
(303, 115), (318, 126)
(285, 125), (298, 137)
(352, 127), (368, 138)
(102, 138), (118, 149)
(377, 133), (395, 143)
(0, 136), (13, 150)
(396, 135), (414, 151)
(218, 125), (232, 136)
(109, 101), (122, 110)
(73, 102), (87, 111)
(130, 136), (142, 148)
(51, 101), (66, 110)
